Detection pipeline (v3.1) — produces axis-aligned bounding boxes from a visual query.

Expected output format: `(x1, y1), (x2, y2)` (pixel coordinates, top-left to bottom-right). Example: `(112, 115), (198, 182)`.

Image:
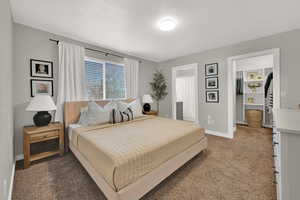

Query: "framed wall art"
(30, 59), (53, 78)
(206, 90), (219, 103)
(205, 77), (218, 89)
(30, 79), (53, 97)
(205, 63), (218, 76)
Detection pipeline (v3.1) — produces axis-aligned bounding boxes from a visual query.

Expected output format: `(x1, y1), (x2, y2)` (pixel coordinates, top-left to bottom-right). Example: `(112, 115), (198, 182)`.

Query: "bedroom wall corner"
(13, 23), (158, 157)
(0, 0), (14, 199)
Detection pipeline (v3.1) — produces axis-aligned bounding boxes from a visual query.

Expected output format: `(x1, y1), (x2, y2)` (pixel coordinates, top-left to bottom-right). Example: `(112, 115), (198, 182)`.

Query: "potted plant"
(150, 70), (168, 113)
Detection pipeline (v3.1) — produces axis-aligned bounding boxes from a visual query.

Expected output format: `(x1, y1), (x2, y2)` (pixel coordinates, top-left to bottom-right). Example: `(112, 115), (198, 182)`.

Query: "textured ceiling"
(10, 0), (300, 62)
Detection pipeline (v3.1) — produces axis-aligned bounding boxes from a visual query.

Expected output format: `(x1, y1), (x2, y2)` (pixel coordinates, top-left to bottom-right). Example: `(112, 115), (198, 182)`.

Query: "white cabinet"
(274, 109), (300, 200)
(272, 126), (282, 200)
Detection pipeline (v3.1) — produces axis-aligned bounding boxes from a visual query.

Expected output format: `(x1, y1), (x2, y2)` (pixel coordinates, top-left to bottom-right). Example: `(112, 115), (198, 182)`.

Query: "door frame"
(227, 48), (280, 138)
(172, 63), (199, 124)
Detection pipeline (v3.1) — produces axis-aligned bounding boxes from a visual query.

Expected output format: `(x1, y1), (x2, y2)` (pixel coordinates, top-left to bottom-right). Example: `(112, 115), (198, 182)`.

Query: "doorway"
(228, 49), (280, 137)
(235, 54), (274, 128)
(172, 63), (199, 123)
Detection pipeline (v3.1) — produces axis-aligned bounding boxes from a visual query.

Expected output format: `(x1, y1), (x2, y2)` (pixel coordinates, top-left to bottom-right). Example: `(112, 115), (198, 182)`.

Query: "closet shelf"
(244, 92), (264, 94)
(244, 103), (264, 106)
(244, 79), (265, 83)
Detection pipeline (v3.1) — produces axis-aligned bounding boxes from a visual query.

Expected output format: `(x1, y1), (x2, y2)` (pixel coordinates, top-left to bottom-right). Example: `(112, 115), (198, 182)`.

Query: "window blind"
(85, 60), (104, 99)
(85, 59), (126, 100)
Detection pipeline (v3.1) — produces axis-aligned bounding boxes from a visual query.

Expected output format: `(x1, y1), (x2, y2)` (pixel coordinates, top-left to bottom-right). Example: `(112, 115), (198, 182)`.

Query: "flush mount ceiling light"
(158, 17), (177, 31)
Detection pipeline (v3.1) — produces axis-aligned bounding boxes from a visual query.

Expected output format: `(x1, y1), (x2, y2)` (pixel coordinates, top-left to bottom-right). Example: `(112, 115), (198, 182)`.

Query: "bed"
(64, 100), (207, 200)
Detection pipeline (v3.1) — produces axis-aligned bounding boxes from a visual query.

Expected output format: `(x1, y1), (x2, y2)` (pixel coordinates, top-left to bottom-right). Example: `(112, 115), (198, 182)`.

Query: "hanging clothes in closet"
(265, 72), (273, 111)
(264, 72), (273, 125)
(236, 71), (243, 95)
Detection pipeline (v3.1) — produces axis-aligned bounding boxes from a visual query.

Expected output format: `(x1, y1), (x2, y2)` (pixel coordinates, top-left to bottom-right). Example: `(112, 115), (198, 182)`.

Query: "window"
(105, 62), (126, 99)
(85, 60), (104, 99)
(85, 58), (126, 99)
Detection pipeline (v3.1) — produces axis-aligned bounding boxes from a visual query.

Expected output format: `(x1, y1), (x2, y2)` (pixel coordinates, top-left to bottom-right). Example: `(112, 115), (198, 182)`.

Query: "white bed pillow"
(118, 99), (143, 118)
(79, 101), (113, 126)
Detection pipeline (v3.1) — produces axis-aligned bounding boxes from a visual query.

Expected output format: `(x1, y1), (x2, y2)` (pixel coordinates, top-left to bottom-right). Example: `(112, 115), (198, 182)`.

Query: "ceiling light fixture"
(158, 17), (177, 31)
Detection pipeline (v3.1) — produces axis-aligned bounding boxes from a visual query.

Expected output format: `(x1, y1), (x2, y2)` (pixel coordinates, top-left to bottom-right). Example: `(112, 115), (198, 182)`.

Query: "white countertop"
(274, 109), (300, 134)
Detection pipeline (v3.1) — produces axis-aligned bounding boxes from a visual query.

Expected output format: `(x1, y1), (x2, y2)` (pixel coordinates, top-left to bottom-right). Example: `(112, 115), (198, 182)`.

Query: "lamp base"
(33, 111), (52, 126)
(143, 103), (151, 112)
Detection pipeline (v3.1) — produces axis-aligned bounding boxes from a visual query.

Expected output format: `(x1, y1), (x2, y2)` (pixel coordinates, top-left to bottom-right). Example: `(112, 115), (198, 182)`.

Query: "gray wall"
(0, 0), (14, 199)
(13, 23), (158, 157)
(158, 28), (300, 135)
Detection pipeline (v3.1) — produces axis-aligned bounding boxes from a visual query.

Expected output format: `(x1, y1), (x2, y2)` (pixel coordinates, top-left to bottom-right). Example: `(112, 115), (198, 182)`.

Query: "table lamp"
(26, 94), (57, 126)
(142, 94), (153, 112)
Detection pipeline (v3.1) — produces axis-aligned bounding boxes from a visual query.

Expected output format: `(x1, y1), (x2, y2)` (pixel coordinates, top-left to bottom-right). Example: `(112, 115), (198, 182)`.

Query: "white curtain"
(124, 58), (139, 98)
(176, 76), (195, 121)
(55, 42), (86, 122)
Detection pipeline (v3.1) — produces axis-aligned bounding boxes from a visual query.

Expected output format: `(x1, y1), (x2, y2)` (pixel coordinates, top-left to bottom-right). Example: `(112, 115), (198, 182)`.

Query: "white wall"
(13, 23), (158, 157)
(0, 0), (14, 199)
(158, 28), (300, 136)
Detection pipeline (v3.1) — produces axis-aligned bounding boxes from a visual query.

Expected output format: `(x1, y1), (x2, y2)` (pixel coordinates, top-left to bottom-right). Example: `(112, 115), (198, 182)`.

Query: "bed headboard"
(64, 99), (135, 127)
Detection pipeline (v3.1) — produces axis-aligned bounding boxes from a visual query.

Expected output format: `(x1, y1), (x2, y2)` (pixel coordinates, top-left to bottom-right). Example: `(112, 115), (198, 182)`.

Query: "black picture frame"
(205, 63), (218, 76)
(205, 77), (219, 89)
(30, 59), (53, 78)
(206, 90), (219, 103)
(30, 79), (54, 97)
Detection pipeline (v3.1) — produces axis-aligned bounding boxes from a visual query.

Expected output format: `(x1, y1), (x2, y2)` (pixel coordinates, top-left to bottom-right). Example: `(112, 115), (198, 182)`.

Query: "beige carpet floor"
(13, 126), (276, 200)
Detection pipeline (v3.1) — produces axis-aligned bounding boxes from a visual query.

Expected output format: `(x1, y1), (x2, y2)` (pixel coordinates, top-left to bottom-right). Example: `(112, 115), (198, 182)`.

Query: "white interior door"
(176, 76), (196, 121)
(172, 63), (199, 123)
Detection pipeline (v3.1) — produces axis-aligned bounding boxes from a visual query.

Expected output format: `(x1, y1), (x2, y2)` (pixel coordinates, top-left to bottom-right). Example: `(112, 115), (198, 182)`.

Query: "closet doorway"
(235, 55), (274, 127)
(227, 49), (280, 138)
(172, 63), (199, 123)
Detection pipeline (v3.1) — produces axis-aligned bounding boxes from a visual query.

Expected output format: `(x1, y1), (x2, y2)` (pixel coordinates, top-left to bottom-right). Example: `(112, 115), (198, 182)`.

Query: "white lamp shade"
(26, 95), (57, 111)
(142, 94), (153, 103)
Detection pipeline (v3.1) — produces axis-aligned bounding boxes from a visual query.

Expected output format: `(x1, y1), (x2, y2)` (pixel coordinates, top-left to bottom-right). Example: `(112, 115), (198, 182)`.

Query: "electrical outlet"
(208, 115), (215, 125)
(3, 179), (7, 198)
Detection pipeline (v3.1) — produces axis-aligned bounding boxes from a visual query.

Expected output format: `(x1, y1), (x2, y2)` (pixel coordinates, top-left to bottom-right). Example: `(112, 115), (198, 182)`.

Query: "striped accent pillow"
(112, 108), (134, 124)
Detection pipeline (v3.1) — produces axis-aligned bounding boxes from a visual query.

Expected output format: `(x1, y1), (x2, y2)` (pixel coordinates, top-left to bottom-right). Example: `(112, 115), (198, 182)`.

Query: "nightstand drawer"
(30, 130), (59, 143)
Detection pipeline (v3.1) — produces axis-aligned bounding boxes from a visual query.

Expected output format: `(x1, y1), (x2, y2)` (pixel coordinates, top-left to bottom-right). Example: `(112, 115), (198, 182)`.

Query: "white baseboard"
(205, 129), (233, 139)
(263, 124), (273, 128)
(236, 121), (247, 125)
(15, 154), (24, 161)
(8, 162), (15, 200)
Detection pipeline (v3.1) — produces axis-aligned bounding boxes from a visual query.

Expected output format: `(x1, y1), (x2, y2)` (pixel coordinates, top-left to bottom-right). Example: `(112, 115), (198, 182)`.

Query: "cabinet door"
(272, 129), (282, 200)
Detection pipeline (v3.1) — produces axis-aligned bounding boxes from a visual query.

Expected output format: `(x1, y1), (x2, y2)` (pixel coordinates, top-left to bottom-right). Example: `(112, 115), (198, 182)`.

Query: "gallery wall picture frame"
(206, 90), (219, 103)
(30, 79), (54, 97)
(205, 63), (218, 76)
(205, 77), (219, 89)
(30, 59), (53, 78)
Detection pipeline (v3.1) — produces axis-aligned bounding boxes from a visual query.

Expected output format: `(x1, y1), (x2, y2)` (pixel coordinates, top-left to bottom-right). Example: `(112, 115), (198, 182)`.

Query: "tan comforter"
(71, 116), (206, 191)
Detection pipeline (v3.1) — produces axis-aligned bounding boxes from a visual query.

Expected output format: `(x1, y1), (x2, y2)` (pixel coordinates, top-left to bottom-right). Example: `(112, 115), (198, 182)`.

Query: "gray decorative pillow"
(78, 107), (88, 125)
(80, 101), (111, 126)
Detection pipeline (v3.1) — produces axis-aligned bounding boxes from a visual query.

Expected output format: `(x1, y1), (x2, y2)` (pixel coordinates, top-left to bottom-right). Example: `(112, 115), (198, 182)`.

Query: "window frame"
(84, 57), (127, 100)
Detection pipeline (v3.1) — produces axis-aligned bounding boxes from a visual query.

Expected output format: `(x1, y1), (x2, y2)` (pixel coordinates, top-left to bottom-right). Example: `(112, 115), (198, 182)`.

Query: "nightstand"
(23, 122), (64, 168)
(143, 110), (158, 116)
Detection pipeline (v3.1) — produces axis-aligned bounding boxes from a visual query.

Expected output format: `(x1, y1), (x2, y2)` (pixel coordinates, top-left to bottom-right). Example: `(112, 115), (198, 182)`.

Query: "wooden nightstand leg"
(59, 129), (64, 156)
(23, 134), (30, 169)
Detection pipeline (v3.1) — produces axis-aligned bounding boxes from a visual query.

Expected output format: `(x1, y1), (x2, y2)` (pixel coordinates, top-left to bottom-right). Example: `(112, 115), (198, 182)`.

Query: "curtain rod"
(49, 39), (142, 63)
